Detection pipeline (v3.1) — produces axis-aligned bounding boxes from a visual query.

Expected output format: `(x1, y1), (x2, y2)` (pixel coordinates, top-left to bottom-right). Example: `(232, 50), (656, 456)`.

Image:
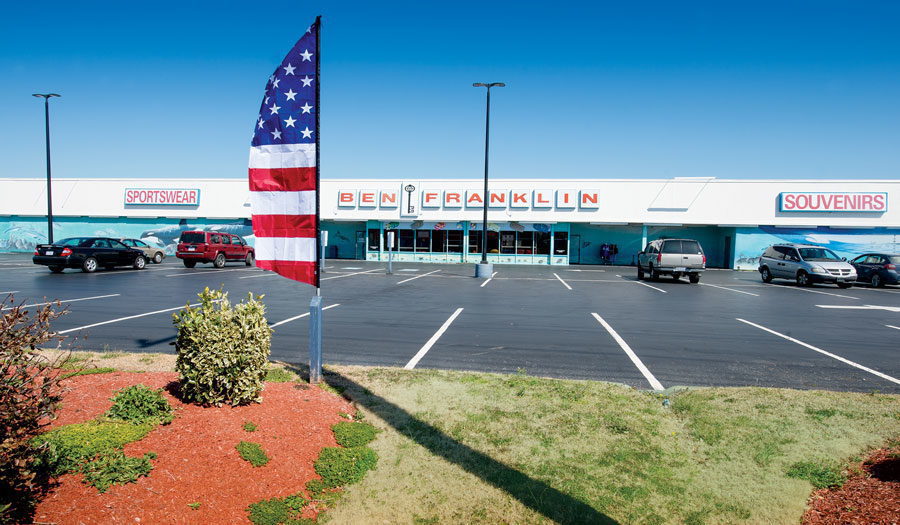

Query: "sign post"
(309, 295), (323, 383)
(320, 230), (328, 275)
(386, 231), (395, 274)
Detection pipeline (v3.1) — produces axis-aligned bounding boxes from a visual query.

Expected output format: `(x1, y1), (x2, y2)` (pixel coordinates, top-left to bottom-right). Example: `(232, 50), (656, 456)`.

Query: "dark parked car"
(849, 253), (900, 288)
(176, 231), (255, 268)
(33, 237), (147, 273)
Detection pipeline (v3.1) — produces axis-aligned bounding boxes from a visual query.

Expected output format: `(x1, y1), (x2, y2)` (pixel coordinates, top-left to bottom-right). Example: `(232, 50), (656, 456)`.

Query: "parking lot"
(2, 253), (898, 393)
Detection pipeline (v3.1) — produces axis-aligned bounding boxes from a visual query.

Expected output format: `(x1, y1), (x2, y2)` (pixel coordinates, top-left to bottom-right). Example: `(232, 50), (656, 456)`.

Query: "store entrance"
(570, 234), (582, 264)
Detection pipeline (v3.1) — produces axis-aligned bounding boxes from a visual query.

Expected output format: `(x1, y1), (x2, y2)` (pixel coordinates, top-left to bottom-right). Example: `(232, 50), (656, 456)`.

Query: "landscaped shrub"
(331, 421), (378, 448)
(80, 450), (156, 493)
(246, 493), (309, 525)
(105, 385), (174, 425)
(236, 441), (270, 467)
(173, 288), (271, 406)
(313, 446), (378, 487)
(0, 297), (67, 524)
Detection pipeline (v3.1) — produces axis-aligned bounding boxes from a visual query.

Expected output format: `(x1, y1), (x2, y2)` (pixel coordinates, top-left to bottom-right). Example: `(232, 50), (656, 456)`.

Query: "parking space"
(1, 253), (898, 393)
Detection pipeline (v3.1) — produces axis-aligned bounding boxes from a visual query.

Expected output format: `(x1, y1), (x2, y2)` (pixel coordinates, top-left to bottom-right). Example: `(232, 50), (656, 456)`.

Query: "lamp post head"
(473, 82), (505, 89)
(32, 93), (61, 99)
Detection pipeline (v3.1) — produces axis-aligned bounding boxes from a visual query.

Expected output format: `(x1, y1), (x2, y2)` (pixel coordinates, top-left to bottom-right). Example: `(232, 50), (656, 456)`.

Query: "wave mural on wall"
(734, 226), (900, 270)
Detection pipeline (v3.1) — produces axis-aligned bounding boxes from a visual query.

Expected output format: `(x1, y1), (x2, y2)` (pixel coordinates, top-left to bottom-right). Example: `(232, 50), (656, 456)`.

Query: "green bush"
(33, 421), (154, 475)
(173, 288), (272, 406)
(786, 461), (846, 489)
(0, 297), (67, 524)
(80, 451), (155, 493)
(332, 421), (378, 448)
(105, 385), (173, 425)
(314, 446), (378, 488)
(246, 493), (309, 525)
(236, 441), (270, 467)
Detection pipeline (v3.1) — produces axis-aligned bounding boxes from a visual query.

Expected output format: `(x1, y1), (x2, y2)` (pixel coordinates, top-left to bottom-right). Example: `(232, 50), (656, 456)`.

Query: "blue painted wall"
(733, 226), (900, 270)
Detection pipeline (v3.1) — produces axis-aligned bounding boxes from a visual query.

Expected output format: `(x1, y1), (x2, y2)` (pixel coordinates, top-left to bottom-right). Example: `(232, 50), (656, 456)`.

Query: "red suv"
(176, 231), (255, 268)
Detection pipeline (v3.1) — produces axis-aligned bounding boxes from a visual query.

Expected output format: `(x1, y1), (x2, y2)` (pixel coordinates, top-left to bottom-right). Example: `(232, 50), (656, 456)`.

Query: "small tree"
(0, 296), (67, 524)
(173, 288), (271, 406)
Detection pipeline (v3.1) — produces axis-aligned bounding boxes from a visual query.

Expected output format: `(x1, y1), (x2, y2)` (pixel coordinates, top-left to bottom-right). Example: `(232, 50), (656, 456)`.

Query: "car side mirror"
(841, 257), (847, 261)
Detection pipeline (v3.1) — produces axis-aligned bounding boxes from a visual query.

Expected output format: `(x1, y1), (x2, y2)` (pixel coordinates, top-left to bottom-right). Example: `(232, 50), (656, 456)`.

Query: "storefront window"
(415, 230), (431, 252)
(516, 231), (534, 254)
(500, 231), (515, 254)
(469, 230), (482, 253)
(487, 231), (500, 253)
(447, 231), (463, 253)
(432, 230), (447, 253)
(535, 232), (551, 255)
(367, 229), (380, 251)
(553, 231), (568, 255)
(398, 229), (414, 251)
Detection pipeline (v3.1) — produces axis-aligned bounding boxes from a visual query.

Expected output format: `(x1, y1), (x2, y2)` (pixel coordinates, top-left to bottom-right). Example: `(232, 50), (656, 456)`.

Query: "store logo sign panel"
(124, 188), (200, 206)
(337, 187), (600, 212)
(779, 192), (887, 212)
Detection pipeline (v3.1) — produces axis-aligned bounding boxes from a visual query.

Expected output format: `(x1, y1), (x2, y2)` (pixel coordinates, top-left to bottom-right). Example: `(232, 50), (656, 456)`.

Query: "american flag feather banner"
(249, 17), (320, 287)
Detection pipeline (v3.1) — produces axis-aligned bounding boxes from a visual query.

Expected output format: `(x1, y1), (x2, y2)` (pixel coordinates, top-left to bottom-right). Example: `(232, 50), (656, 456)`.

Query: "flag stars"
(257, 118), (265, 129)
(269, 103), (281, 115)
(284, 89), (297, 101)
(271, 129), (282, 140)
(283, 63), (296, 75)
(300, 76), (313, 87)
(300, 49), (313, 61)
(300, 103), (313, 114)
(284, 116), (297, 128)
(272, 78), (281, 88)
(300, 126), (313, 139)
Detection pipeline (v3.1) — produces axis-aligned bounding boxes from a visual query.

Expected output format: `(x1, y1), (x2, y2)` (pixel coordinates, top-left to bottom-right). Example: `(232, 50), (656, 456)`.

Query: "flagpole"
(309, 15), (324, 384)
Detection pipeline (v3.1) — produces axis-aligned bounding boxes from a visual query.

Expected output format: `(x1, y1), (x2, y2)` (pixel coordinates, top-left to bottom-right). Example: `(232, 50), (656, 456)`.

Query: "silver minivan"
(637, 238), (706, 283)
(758, 243), (856, 288)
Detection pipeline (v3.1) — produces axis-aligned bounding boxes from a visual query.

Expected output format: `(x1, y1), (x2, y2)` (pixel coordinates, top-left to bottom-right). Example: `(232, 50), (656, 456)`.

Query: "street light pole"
(472, 82), (504, 278)
(33, 93), (60, 244)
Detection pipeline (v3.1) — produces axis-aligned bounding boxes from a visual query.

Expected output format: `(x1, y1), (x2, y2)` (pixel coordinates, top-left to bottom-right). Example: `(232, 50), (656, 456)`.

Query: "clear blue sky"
(2, 1), (899, 180)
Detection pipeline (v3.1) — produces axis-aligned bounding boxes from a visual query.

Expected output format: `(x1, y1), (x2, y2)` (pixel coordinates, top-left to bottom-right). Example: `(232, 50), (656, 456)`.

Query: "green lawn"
(311, 366), (899, 525)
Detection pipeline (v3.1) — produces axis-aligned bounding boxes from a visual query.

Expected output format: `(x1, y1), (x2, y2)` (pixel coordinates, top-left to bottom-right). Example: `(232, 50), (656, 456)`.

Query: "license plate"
(46, 250), (55, 256)
(674, 267), (686, 272)
(187, 246), (195, 251)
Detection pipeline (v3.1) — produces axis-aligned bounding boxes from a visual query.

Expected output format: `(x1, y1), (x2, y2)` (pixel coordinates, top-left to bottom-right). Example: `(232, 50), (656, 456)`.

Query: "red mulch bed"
(34, 371), (354, 524)
(802, 446), (900, 525)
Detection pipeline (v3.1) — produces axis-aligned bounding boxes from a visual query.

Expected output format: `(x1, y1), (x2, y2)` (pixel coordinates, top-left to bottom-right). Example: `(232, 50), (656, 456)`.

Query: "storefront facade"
(1, 177), (898, 269)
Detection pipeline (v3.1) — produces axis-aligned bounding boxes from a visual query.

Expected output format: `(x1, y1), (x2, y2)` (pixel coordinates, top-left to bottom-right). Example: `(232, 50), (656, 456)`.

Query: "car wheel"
(650, 264), (659, 281)
(183, 260), (197, 268)
(245, 252), (255, 266)
(836, 282), (852, 289)
(153, 252), (163, 264)
(796, 271), (809, 287)
(871, 274), (883, 288)
(760, 267), (773, 283)
(689, 274), (700, 284)
(214, 253), (226, 268)
(49, 265), (64, 273)
(637, 265), (645, 280)
(133, 255), (146, 270)
(82, 257), (98, 273)
(671, 273), (681, 280)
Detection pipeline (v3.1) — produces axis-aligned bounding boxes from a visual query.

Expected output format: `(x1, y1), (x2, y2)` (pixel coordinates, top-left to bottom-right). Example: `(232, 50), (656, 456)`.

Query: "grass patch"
(236, 441), (269, 467)
(246, 493), (309, 525)
(60, 367), (116, 379)
(100, 352), (127, 359)
(243, 421), (258, 432)
(314, 446), (378, 488)
(265, 366), (297, 383)
(332, 421), (378, 448)
(786, 461), (846, 489)
(34, 420), (155, 474)
(317, 366), (900, 524)
(80, 450), (155, 492)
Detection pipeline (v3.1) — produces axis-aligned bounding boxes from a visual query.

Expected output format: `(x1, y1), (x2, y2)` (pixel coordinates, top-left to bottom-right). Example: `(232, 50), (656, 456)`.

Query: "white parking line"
(700, 283), (759, 296)
(239, 272), (278, 279)
(397, 269), (440, 284)
(3, 294), (121, 311)
(784, 287), (859, 300)
(591, 313), (664, 391)
(57, 301), (213, 334)
(404, 307), (464, 369)
(816, 304), (900, 312)
(0, 290), (20, 295)
(322, 269), (380, 281)
(480, 272), (498, 288)
(164, 268), (257, 277)
(552, 273), (572, 290)
(269, 303), (341, 328)
(736, 318), (900, 386)
(634, 280), (667, 293)
(886, 325), (900, 331)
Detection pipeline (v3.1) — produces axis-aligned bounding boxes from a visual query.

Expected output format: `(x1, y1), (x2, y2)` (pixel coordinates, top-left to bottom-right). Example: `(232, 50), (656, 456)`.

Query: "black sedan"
(849, 253), (900, 287)
(33, 237), (147, 273)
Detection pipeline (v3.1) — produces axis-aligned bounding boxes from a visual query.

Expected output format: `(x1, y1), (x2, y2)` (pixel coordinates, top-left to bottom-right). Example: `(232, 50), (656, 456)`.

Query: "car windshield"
(57, 237), (93, 247)
(180, 232), (206, 243)
(798, 248), (841, 261)
(890, 256), (900, 264)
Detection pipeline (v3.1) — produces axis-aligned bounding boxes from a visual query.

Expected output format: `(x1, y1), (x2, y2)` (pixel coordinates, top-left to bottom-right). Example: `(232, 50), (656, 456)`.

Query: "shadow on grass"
(284, 363), (618, 525)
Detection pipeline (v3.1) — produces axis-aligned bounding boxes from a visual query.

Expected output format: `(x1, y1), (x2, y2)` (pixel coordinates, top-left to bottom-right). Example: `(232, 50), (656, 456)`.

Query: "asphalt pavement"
(2, 254), (899, 393)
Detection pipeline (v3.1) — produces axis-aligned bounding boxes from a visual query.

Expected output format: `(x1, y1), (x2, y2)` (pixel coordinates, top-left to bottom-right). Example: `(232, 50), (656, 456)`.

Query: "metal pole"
(309, 295), (323, 383)
(481, 87), (490, 264)
(309, 15), (323, 384)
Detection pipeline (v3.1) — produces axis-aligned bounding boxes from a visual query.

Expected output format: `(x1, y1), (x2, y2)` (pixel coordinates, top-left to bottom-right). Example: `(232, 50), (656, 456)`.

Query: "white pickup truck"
(637, 239), (706, 283)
